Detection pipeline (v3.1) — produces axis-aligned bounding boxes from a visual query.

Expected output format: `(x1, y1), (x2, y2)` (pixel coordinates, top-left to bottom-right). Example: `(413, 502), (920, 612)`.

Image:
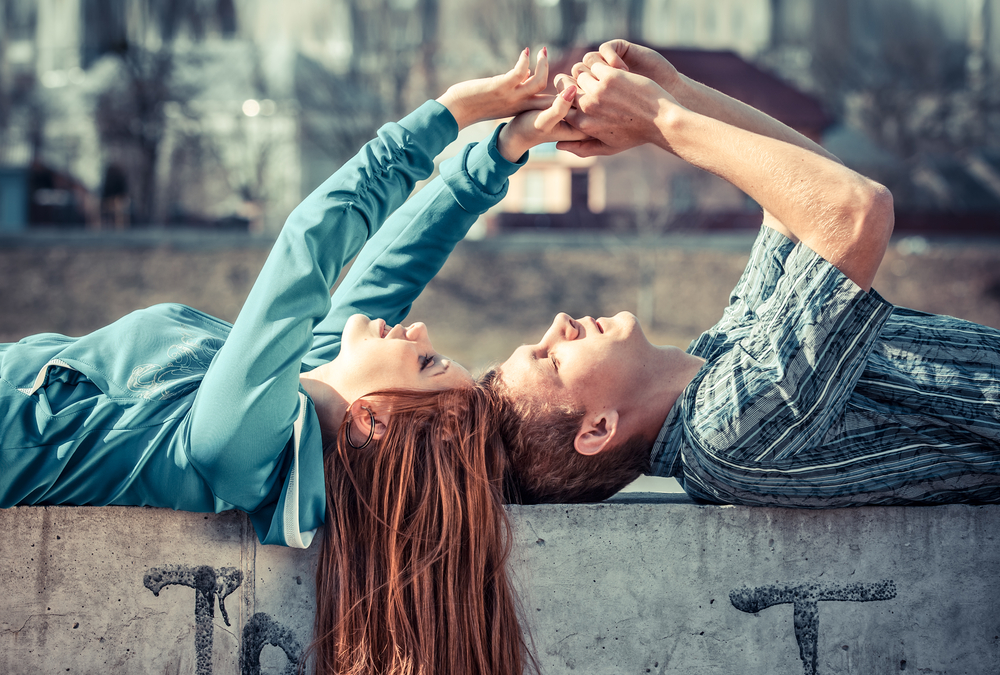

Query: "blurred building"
(490, 0), (1000, 234)
(764, 0), (1000, 228)
(2, 0), (999, 234)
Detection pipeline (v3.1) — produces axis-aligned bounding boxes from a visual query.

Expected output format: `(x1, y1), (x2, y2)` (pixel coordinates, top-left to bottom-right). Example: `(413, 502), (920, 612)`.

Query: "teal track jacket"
(1, 101), (525, 547)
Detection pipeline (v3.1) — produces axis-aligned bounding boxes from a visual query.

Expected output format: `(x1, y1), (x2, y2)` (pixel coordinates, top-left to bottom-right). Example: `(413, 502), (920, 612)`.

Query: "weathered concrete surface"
(1, 502), (997, 674)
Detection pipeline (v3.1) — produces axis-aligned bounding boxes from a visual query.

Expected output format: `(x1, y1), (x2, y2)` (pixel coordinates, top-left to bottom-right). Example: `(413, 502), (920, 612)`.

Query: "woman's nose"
(405, 322), (430, 343)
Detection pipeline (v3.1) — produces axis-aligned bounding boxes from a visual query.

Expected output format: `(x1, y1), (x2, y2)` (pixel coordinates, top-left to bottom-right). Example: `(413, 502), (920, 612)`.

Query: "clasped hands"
(436, 40), (685, 163)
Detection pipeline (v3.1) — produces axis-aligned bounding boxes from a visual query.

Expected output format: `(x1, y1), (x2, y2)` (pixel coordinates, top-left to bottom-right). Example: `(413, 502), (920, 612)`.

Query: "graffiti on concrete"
(144, 565), (304, 675)
(730, 580), (897, 675)
(240, 612), (303, 675)
(144, 565), (243, 675)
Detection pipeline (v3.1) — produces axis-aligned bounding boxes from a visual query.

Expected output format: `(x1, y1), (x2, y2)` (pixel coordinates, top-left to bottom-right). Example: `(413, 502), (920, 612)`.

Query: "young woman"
(1, 49), (584, 674)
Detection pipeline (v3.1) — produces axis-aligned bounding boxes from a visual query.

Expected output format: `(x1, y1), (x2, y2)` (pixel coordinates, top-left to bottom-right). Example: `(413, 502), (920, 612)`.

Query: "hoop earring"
(346, 407), (376, 450)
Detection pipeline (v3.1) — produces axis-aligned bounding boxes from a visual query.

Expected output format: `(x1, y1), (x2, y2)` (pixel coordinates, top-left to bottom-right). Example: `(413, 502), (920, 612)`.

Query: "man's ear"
(348, 398), (389, 445)
(574, 410), (619, 456)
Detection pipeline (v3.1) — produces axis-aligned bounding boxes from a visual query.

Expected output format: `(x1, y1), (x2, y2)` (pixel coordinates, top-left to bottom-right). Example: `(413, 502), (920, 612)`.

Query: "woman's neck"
(299, 366), (350, 440)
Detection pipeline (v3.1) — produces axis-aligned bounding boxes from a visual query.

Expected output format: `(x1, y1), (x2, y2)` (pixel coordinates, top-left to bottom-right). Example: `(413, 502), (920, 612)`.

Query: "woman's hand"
(496, 85), (590, 162)
(437, 48), (554, 130)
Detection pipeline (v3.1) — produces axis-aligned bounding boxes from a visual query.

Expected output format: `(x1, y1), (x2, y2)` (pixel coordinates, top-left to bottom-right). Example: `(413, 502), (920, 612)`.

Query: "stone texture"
(2, 502), (998, 674)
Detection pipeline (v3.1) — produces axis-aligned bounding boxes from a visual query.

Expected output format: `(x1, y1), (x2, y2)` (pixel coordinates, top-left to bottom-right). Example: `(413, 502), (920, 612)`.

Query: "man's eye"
(420, 354), (435, 371)
(550, 355), (558, 373)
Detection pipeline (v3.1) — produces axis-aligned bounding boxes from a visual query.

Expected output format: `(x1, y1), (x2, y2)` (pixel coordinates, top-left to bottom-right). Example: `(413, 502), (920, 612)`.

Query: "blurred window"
(523, 170), (547, 214)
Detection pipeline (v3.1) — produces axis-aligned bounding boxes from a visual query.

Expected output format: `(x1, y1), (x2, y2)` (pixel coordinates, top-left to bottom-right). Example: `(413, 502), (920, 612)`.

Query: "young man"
(486, 40), (1000, 507)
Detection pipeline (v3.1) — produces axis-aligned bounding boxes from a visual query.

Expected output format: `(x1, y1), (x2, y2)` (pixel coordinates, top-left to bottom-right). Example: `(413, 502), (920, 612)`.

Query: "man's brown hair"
(481, 368), (650, 504)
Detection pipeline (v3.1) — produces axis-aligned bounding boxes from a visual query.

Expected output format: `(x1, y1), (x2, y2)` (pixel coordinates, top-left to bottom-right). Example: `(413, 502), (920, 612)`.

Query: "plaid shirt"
(651, 226), (1000, 507)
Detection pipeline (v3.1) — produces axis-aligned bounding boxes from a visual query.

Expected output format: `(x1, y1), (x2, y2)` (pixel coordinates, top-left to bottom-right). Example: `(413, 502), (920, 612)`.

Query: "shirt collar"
(650, 400), (685, 477)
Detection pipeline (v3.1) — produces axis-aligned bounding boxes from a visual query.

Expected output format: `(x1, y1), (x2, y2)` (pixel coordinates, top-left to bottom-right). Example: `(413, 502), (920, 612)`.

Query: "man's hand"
(497, 85), (590, 162)
(579, 39), (680, 92)
(553, 63), (684, 158)
(437, 48), (554, 130)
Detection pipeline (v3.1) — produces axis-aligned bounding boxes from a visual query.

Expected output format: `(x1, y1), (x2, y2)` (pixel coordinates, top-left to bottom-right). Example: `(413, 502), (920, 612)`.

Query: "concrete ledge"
(2, 504), (997, 674)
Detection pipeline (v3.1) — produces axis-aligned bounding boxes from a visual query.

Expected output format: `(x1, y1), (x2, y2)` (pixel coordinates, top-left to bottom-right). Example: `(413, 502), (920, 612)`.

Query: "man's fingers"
(564, 107), (585, 128)
(574, 69), (600, 95)
(555, 138), (611, 158)
(553, 73), (578, 93)
(571, 61), (592, 80)
(588, 61), (620, 80)
(599, 40), (632, 70)
(598, 41), (630, 71)
(582, 50), (609, 70)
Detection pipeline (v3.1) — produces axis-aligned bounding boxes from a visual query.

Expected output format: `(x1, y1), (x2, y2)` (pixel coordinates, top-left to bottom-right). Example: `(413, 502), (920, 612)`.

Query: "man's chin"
(614, 311), (646, 338)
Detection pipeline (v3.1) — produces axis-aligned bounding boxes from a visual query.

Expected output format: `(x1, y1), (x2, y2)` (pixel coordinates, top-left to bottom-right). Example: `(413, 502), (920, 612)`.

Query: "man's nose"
(545, 313), (577, 342)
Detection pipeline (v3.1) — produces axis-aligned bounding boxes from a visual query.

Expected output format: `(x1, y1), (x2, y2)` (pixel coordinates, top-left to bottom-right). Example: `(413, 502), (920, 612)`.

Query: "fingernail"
(561, 85), (576, 101)
(542, 47), (548, 57)
(524, 47), (529, 57)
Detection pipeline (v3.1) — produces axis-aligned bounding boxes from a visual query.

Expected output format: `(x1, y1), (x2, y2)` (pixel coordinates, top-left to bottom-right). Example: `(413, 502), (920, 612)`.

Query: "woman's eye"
(420, 354), (435, 371)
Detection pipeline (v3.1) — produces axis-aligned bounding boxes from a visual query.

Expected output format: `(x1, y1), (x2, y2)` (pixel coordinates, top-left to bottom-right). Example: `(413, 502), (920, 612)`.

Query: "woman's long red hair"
(309, 385), (536, 675)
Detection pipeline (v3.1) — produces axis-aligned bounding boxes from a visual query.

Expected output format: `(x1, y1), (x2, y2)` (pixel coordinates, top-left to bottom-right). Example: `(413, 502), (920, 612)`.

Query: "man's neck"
(634, 346), (706, 442)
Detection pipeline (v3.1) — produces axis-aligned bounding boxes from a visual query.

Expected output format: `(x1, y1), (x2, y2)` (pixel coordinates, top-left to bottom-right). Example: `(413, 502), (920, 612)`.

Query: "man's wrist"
(652, 102), (691, 153)
(667, 73), (698, 109)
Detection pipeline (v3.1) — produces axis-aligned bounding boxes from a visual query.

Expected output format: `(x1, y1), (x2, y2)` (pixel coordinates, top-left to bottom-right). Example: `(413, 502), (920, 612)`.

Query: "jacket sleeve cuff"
(440, 122), (527, 214)
(397, 100), (460, 163)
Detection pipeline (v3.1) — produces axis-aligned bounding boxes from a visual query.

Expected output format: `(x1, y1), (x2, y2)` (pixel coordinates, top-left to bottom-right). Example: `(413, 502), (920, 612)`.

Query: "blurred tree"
(0, 0), (40, 156)
(94, 45), (177, 226)
(298, 0), (441, 176)
(785, 0), (998, 159)
(471, 0), (593, 64)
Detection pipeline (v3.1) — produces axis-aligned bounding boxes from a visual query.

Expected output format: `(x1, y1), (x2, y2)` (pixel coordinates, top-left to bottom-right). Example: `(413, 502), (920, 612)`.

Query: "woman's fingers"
(509, 47), (531, 83)
(525, 47), (549, 89)
(503, 46), (548, 96)
(522, 93), (558, 112)
(533, 85), (576, 132)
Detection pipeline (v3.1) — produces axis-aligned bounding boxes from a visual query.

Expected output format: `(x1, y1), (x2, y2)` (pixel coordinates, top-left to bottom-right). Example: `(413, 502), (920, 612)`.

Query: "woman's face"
(332, 314), (473, 400)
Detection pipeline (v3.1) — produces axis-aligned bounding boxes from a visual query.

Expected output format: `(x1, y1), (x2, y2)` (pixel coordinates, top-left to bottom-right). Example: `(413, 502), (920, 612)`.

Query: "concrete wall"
(2, 500), (997, 675)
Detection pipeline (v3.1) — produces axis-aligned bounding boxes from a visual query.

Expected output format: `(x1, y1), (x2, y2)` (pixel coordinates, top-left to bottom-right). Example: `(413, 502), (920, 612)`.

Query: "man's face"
(498, 311), (657, 414)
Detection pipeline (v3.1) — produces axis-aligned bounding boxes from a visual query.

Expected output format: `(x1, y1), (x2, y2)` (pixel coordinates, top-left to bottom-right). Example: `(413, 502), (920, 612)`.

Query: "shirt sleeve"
(688, 241), (895, 464)
(302, 122), (526, 368)
(181, 100), (458, 511)
(688, 225), (797, 360)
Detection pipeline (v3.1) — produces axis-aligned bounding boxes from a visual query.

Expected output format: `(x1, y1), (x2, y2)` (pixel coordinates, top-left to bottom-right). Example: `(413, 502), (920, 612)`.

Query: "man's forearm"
(670, 74), (840, 164)
(666, 75), (844, 240)
(658, 107), (892, 291)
